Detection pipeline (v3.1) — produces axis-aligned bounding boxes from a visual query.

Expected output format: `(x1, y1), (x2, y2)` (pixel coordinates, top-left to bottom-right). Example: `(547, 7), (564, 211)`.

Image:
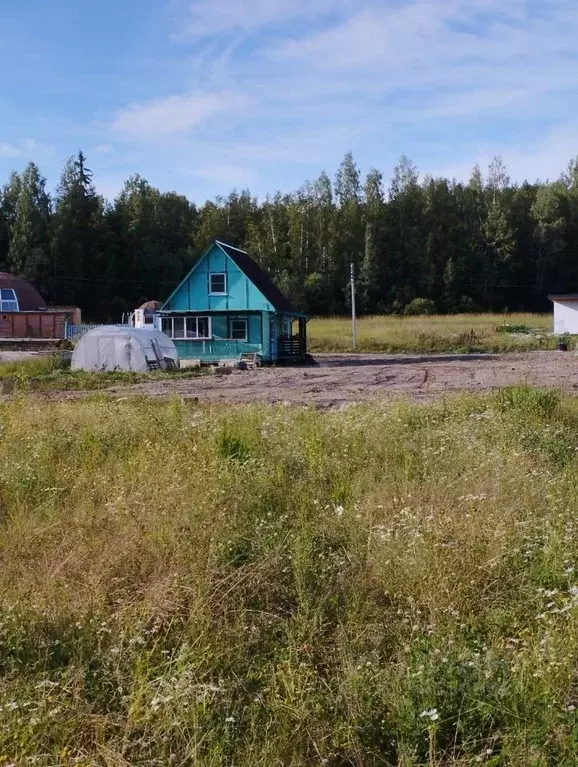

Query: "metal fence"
(65, 323), (129, 341)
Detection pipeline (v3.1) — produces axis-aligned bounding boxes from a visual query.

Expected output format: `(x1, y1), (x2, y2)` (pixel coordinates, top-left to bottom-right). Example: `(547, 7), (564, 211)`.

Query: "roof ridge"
(215, 240), (248, 254)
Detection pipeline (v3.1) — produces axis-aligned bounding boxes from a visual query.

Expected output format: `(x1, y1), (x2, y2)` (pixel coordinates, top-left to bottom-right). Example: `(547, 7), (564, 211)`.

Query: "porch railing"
(278, 335), (305, 357)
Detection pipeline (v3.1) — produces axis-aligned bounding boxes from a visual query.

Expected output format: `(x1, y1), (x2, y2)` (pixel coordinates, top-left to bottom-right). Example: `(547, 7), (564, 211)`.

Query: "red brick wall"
(0, 312), (67, 339)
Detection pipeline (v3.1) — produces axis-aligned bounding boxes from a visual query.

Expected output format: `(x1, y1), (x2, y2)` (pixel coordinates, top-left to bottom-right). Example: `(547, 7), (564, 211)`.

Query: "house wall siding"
(164, 244), (275, 313)
(553, 301), (578, 334)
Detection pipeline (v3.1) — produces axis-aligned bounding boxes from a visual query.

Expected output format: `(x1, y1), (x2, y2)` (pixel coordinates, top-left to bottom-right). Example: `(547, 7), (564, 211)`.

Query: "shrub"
(404, 297), (437, 316)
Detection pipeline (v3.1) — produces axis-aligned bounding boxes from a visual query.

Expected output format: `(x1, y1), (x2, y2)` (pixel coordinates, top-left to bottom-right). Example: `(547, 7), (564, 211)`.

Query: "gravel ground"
(90, 351), (578, 407)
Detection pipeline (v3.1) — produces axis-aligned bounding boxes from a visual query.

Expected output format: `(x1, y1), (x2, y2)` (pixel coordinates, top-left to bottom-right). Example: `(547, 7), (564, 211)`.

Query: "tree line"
(0, 150), (577, 321)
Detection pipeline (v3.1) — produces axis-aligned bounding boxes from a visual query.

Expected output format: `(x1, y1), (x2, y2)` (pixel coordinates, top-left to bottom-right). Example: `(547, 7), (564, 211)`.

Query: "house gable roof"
(214, 241), (299, 314)
(549, 294), (578, 302)
(161, 240), (302, 315)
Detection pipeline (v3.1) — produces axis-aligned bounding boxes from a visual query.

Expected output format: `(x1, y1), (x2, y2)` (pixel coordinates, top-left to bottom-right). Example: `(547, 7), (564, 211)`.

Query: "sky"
(1, 0), (578, 202)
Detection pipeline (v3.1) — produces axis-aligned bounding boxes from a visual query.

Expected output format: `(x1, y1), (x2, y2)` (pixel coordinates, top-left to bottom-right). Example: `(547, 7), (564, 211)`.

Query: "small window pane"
(186, 319), (198, 339)
(1, 301), (18, 312)
(231, 319), (247, 340)
(210, 274), (226, 293)
(173, 317), (185, 339)
(161, 317), (172, 336)
(0, 289), (16, 301)
(197, 317), (209, 338)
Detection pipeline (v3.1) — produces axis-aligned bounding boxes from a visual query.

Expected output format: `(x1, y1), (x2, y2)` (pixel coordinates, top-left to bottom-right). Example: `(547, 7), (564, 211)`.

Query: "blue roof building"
(158, 240), (308, 363)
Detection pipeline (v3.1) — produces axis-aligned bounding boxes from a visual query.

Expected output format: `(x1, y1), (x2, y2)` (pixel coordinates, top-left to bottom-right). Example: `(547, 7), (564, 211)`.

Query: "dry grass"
(1, 389), (578, 764)
(308, 313), (555, 354)
(0, 354), (205, 393)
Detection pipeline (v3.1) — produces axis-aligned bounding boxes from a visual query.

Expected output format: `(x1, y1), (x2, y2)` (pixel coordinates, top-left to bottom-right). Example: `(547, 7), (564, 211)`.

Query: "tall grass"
(1, 390), (578, 764)
(308, 313), (555, 353)
(0, 354), (205, 393)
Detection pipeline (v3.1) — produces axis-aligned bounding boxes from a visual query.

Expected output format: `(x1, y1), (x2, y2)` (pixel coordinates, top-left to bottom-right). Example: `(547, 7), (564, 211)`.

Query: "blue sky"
(1, 0), (578, 202)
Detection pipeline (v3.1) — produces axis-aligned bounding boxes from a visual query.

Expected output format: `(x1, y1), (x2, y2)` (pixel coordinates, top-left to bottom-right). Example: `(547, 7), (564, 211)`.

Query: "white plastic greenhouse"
(71, 326), (178, 372)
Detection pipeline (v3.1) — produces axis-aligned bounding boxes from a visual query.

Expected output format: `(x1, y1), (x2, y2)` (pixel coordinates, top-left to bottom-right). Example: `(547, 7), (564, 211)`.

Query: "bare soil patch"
(36, 351), (578, 407)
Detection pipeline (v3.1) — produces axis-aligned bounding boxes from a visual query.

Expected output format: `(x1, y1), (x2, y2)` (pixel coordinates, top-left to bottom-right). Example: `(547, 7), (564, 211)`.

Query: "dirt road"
(94, 352), (577, 407)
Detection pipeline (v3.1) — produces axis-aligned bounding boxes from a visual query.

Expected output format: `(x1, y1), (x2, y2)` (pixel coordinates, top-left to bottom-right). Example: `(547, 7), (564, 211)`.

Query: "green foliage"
(404, 297), (437, 316)
(0, 354), (205, 392)
(3, 151), (578, 323)
(1, 393), (578, 762)
(495, 385), (560, 419)
(6, 163), (51, 288)
(309, 313), (554, 353)
(497, 323), (532, 334)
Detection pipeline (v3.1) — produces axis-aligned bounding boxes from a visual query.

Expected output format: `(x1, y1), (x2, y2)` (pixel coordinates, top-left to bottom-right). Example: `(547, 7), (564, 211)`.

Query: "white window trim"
(161, 316), (212, 340)
(209, 273), (227, 295)
(229, 318), (248, 342)
(0, 289), (19, 313)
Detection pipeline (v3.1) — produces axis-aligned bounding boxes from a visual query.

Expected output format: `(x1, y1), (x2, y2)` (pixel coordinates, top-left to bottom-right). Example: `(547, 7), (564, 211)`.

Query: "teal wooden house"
(158, 240), (308, 363)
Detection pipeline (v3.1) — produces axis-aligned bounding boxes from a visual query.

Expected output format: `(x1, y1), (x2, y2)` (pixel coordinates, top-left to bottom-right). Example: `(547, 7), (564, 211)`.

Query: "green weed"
(309, 313), (556, 354)
(0, 391), (576, 763)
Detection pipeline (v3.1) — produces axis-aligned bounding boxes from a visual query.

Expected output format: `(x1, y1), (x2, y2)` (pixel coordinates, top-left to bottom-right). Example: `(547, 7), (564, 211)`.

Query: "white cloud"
(427, 122), (578, 185)
(0, 143), (22, 159)
(0, 139), (56, 161)
(185, 0), (351, 37)
(112, 91), (248, 137)
(100, 0), (578, 199)
(92, 144), (114, 154)
(194, 163), (257, 188)
(273, 0), (578, 111)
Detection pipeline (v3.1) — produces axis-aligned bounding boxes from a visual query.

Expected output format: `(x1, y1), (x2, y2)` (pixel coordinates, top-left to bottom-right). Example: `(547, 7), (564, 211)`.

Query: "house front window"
(187, 316), (210, 339)
(209, 273), (226, 295)
(173, 317), (185, 339)
(161, 316), (211, 340)
(230, 318), (248, 341)
(0, 289), (19, 312)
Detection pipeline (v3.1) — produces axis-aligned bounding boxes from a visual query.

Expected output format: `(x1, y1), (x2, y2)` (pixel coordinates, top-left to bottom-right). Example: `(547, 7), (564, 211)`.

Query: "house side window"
(160, 316), (211, 340)
(0, 289), (19, 312)
(230, 318), (248, 341)
(209, 273), (226, 295)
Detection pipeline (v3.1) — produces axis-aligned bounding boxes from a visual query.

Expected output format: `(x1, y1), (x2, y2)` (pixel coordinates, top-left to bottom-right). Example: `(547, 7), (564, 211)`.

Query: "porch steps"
(239, 352), (262, 368)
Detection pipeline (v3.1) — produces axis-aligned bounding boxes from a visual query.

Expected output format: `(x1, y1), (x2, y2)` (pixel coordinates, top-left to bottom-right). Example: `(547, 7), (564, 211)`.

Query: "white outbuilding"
(549, 294), (578, 335)
(71, 326), (178, 372)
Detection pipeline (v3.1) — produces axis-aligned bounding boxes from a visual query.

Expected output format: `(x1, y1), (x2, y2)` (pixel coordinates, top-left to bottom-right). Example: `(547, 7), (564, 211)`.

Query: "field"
(3, 351), (576, 408)
(308, 314), (555, 354)
(2, 389), (578, 764)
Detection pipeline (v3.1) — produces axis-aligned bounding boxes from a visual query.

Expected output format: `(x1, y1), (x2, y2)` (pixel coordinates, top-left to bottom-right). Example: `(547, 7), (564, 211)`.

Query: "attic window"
(209, 273), (226, 295)
(0, 289), (19, 313)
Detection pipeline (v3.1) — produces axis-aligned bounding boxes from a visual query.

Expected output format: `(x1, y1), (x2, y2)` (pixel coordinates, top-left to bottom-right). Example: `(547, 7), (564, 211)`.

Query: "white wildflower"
(334, 505), (344, 517)
(225, 716), (236, 723)
(419, 707), (439, 721)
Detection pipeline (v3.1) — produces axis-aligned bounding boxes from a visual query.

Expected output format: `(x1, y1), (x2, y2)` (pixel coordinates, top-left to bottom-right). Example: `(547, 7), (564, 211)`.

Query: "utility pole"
(350, 262), (357, 351)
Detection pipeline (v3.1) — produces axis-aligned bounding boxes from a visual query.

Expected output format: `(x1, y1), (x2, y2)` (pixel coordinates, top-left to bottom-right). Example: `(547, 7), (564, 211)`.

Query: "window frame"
(0, 288), (19, 313)
(161, 316), (212, 340)
(229, 317), (248, 342)
(209, 273), (227, 295)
